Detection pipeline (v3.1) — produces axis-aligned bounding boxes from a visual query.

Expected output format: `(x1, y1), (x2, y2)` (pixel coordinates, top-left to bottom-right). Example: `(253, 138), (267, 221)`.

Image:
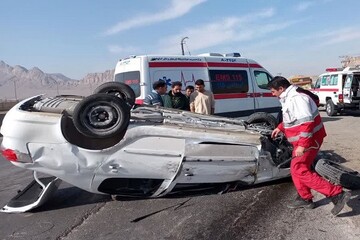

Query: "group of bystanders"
(144, 79), (215, 115)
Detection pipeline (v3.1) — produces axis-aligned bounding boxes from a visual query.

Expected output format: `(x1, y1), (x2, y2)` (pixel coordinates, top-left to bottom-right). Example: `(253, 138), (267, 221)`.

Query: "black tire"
(246, 112), (278, 129)
(315, 159), (360, 190)
(325, 99), (337, 116)
(72, 93), (130, 138)
(93, 82), (136, 107)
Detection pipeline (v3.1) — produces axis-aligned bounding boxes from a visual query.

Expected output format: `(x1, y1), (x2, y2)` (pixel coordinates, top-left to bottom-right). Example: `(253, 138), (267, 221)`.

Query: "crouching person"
(268, 76), (350, 216)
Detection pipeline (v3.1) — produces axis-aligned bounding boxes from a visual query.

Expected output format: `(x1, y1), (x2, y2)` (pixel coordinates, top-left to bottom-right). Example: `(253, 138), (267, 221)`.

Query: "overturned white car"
(1, 82), (359, 213)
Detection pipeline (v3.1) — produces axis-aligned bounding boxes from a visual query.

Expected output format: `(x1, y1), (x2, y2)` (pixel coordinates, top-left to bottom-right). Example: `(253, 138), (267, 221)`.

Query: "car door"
(208, 68), (255, 117)
(92, 136), (185, 197)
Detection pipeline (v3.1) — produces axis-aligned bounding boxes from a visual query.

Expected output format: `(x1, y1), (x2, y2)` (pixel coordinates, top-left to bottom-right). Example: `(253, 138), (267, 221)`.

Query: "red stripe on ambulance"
(214, 93), (248, 99)
(149, 62), (263, 69)
(214, 92), (276, 99)
(315, 88), (339, 92)
(207, 62), (263, 68)
(149, 62), (207, 68)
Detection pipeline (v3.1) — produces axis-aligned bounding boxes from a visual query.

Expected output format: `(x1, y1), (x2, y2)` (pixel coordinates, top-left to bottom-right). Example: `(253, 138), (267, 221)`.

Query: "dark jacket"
(168, 90), (190, 110)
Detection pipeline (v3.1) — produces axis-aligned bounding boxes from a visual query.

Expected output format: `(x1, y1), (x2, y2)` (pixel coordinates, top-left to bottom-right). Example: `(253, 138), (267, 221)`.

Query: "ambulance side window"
(329, 75), (338, 85)
(321, 75), (330, 86)
(208, 70), (249, 94)
(254, 71), (272, 89)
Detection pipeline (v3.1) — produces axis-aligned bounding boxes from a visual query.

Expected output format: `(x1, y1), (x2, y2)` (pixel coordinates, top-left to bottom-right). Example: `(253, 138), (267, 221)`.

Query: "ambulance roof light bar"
(325, 67), (344, 72)
(225, 52), (241, 57)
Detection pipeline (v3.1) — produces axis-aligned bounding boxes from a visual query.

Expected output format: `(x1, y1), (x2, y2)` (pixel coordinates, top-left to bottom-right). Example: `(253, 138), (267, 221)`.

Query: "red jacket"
(277, 85), (326, 148)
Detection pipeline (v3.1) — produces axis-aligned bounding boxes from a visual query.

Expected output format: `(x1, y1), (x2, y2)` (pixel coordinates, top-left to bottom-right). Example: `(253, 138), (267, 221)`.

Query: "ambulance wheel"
(246, 112), (278, 129)
(326, 100), (337, 116)
(315, 159), (360, 190)
(93, 82), (136, 108)
(73, 93), (130, 138)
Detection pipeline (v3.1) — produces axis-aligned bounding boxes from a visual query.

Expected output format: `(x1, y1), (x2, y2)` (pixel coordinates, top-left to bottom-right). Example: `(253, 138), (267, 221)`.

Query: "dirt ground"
(319, 109), (360, 170)
(314, 110), (360, 233)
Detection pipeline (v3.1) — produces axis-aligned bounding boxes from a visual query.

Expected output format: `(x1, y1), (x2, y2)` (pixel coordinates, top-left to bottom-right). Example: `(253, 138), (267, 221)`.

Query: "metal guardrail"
(0, 101), (17, 137)
(0, 113), (5, 137)
(0, 100), (18, 111)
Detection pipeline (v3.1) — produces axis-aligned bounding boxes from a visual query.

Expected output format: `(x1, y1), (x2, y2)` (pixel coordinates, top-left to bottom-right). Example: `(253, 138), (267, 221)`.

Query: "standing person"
(190, 79), (215, 115)
(268, 76), (350, 215)
(185, 85), (194, 100)
(143, 80), (167, 106)
(168, 81), (190, 110)
(162, 93), (172, 108)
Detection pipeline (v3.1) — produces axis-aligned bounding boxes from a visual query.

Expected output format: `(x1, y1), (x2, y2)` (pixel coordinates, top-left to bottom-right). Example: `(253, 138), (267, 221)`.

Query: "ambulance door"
(251, 70), (281, 116)
(208, 69), (255, 117)
(317, 74), (332, 105)
(114, 57), (145, 104)
(343, 74), (354, 104)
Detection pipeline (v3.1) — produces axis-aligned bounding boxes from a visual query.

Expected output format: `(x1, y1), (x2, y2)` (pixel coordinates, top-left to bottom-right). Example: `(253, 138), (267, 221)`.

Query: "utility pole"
(181, 37), (189, 55)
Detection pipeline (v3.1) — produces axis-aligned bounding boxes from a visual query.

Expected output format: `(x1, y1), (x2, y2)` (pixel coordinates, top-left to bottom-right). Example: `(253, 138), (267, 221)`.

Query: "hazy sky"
(1, 0), (359, 79)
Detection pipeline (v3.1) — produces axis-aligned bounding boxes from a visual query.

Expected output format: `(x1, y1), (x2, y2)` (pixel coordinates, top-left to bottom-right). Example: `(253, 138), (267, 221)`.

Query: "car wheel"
(72, 93), (130, 138)
(326, 99), (337, 116)
(93, 82), (136, 108)
(315, 159), (360, 190)
(246, 112), (278, 129)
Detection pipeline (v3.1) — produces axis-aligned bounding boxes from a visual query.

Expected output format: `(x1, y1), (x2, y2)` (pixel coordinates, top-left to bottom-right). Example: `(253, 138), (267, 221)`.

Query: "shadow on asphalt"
(321, 116), (343, 123)
(164, 177), (293, 199)
(311, 190), (360, 217)
(31, 186), (110, 213)
(318, 150), (348, 164)
(27, 178), (294, 213)
(340, 110), (360, 117)
(339, 189), (360, 217)
(320, 109), (360, 123)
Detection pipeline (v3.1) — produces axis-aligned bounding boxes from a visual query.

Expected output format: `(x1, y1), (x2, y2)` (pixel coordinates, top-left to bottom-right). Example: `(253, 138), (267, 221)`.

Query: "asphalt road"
(1, 111), (360, 240)
(0, 152), (295, 240)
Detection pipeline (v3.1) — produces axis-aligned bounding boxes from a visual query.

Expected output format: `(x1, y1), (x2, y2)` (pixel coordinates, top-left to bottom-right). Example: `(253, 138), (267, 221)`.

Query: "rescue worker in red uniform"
(268, 76), (351, 215)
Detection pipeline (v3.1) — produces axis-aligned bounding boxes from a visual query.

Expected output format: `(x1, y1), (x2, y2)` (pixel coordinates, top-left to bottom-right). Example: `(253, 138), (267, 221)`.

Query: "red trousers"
(291, 142), (343, 200)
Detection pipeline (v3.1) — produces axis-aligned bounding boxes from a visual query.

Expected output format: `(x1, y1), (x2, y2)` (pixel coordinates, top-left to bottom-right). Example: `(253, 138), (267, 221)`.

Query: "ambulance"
(114, 53), (281, 118)
(312, 66), (360, 116)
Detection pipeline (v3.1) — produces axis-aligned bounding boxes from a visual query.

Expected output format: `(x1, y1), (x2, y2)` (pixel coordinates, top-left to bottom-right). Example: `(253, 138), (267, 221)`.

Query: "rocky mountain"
(0, 60), (114, 100)
(80, 69), (114, 85)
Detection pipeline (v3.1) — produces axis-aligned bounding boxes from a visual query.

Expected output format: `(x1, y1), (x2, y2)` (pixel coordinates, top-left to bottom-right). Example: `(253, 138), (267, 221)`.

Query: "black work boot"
(287, 195), (315, 209)
(330, 191), (351, 216)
